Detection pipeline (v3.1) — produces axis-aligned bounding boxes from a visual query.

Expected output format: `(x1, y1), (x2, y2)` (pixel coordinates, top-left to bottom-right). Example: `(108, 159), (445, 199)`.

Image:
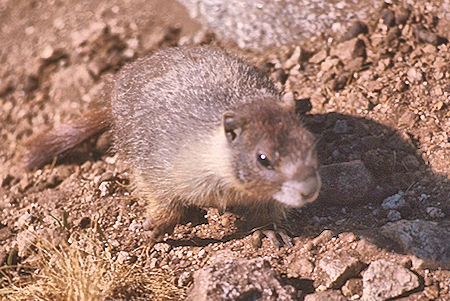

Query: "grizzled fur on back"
(111, 46), (279, 176)
(24, 45), (320, 241)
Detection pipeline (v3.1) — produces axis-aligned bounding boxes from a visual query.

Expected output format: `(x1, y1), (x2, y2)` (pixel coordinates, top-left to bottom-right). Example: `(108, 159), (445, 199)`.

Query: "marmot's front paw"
(142, 218), (173, 242)
(251, 225), (293, 249)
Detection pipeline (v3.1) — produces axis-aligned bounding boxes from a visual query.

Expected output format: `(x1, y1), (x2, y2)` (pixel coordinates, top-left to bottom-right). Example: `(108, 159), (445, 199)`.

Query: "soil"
(0, 0), (448, 300)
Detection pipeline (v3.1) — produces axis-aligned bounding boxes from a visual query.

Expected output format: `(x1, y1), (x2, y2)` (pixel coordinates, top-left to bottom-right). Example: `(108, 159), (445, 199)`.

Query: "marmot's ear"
(223, 112), (245, 143)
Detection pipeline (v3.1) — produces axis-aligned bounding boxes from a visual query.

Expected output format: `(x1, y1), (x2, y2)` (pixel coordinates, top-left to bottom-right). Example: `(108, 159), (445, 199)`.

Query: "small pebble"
(78, 217), (91, 228)
(177, 271), (193, 286)
(283, 46), (303, 69)
(197, 249), (206, 258)
(425, 207), (445, 218)
(116, 251), (129, 264)
(128, 219), (142, 231)
(382, 9), (396, 27)
(40, 45), (55, 60)
(387, 210), (402, 222)
(98, 181), (110, 197)
(338, 232), (357, 243)
(395, 7), (410, 25)
(381, 192), (405, 209)
(105, 155), (118, 165)
(407, 68), (423, 84)
(332, 74), (348, 91)
(414, 25), (440, 45)
(153, 242), (171, 253)
(342, 278), (363, 298)
(309, 49), (327, 64)
(313, 229), (333, 246)
(295, 98), (312, 114)
(330, 38), (366, 61)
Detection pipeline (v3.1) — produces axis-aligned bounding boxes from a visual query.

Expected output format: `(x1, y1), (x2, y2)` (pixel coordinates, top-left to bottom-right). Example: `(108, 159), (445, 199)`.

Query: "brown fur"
(23, 107), (111, 170)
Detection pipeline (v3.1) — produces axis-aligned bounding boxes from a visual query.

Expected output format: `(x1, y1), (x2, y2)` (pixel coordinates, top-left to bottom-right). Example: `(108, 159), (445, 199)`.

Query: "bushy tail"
(24, 107), (112, 170)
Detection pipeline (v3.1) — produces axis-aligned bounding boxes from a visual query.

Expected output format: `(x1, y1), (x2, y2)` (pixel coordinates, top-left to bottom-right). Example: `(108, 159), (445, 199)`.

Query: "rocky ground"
(0, 0), (449, 300)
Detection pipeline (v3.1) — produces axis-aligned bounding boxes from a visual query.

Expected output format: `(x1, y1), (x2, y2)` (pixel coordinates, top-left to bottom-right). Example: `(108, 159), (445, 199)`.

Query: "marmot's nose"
(273, 165), (321, 207)
(298, 172), (321, 202)
(292, 165), (321, 202)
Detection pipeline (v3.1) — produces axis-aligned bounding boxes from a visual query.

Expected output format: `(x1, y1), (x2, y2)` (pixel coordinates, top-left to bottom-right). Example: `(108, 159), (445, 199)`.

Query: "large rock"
(318, 160), (374, 205)
(316, 254), (364, 288)
(285, 256), (315, 278)
(381, 219), (450, 269)
(187, 250), (295, 300)
(362, 260), (420, 301)
(178, 0), (374, 50)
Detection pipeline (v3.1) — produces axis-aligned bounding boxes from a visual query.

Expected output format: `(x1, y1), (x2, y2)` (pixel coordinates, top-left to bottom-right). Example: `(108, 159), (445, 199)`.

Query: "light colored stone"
(406, 67), (423, 83)
(321, 58), (340, 72)
(283, 46), (303, 69)
(313, 229), (333, 246)
(316, 254), (364, 288)
(285, 256), (314, 278)
(381, 219), (450, 268)
(309, 49), (328, 64)
(330, 38), (366, 61)
(362, 260), (420, 301)
(342, 278), (363, 298)
(153, 242), (171, 253)
(381, 192), (405, 209)
(16, 230), (36, 258)
(116, 251), (129, 264)
(187, 250), (295, 300)
(304, 290), (347, 301)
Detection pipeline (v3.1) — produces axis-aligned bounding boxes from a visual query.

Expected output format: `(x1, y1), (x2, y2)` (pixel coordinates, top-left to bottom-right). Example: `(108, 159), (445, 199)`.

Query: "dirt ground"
(0, 0), (449, 300)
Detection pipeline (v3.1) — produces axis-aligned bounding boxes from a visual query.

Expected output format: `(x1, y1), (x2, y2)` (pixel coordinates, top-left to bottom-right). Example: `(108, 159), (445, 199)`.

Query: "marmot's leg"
(143, 197), (185, 242)
(245, 202), (292, 248)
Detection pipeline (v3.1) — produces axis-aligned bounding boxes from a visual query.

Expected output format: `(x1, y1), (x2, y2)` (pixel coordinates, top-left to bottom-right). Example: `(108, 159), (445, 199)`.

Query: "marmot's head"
(223, 98), (321, 207)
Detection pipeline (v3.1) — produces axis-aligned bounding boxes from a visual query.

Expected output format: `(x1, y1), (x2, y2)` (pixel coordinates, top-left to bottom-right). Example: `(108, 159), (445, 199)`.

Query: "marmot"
(25, 46), (321, 242)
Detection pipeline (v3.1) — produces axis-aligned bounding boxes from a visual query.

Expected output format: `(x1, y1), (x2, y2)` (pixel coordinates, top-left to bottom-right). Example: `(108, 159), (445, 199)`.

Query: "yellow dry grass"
(0, 231), (186, 301)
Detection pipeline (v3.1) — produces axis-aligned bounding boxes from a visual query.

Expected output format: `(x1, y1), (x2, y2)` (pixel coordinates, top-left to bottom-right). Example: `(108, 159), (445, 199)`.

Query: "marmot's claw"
(261, 226), (293, 248)
(262, 229), (281, 248)
(277, 229), (293, 246)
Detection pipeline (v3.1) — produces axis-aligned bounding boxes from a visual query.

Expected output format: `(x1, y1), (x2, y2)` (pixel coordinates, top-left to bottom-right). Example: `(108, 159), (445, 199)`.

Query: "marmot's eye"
(257, 153), (273, 169)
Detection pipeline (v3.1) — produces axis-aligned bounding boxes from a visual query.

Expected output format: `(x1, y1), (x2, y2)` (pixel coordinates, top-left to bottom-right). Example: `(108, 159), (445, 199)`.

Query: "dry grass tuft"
(1, 232), (186, 301)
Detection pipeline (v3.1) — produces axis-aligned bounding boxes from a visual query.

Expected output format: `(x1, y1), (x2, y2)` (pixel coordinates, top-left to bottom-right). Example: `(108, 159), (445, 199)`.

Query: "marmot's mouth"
(272, 174), (321, 207)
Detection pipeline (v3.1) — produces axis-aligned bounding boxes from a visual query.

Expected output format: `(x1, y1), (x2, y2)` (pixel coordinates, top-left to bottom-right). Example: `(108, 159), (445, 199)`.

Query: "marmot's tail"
(23, 107), (112, 170)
